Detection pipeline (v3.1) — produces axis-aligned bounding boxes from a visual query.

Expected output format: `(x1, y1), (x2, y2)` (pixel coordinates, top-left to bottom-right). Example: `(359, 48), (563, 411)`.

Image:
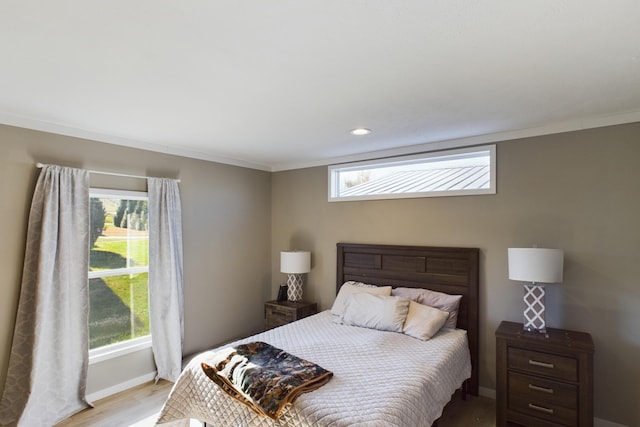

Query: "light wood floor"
(55, 380), (496, 427)
(54, 380), (190, 427)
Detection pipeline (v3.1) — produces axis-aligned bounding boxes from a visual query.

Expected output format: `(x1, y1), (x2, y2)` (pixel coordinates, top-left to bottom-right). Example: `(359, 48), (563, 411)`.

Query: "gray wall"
(271, 123), (640, 426)
(0, 124), (272, 396)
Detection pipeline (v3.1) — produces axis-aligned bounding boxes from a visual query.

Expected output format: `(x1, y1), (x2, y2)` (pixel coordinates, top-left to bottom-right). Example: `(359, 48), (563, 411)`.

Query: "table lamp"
(508, 248), (564, 333)
(280, 251), (311, 302)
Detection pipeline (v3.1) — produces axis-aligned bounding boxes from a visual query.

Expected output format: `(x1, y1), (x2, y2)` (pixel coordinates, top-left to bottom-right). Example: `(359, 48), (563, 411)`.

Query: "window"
(88, 189), (150, 362)
(328, 145), (496, 202)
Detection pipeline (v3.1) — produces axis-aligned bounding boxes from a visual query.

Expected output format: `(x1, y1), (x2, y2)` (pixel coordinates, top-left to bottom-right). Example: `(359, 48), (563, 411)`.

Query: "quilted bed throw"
(201, 341), (333, 420)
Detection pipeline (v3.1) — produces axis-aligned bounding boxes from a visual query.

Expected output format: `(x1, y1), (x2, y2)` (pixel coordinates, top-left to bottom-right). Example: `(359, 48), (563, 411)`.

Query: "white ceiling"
(1, 1), (640, 171)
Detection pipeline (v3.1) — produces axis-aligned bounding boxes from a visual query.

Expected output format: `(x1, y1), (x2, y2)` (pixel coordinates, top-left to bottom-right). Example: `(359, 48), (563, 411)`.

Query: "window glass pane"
(329, 145), (495, 201)
(89, 194), (150, 351)
(90, 198), (149, 270)
(89, 273), (150, 349)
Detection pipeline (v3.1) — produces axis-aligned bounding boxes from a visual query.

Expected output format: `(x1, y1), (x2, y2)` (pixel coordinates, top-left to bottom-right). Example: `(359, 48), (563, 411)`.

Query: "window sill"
(89, 336), (152, 365)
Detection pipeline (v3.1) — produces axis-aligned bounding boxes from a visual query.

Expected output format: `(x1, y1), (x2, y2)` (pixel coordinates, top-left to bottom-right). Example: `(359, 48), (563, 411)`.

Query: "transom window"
(88, 189), (150, 360)
(328, 145), (496, 202)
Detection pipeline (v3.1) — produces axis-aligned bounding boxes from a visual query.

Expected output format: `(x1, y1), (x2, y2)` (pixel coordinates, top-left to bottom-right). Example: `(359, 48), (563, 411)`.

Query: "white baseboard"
(594, 418), (629, 427)
(86, 371), (157, 403)
(478, 386), (496, 399)
(477, 388), (628, 427)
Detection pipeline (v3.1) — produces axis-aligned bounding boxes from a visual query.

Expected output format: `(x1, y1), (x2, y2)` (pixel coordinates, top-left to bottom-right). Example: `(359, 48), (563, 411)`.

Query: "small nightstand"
(496, 321), (594, 427)
(264, 300), (317, 330)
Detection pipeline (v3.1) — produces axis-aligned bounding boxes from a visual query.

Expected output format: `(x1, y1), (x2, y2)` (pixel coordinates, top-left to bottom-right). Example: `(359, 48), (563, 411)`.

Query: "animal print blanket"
(201, 341), (333, 420)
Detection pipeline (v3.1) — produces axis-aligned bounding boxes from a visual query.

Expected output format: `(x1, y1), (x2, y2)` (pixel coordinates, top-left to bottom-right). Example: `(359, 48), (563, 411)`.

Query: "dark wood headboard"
(336, 243), (480, 396)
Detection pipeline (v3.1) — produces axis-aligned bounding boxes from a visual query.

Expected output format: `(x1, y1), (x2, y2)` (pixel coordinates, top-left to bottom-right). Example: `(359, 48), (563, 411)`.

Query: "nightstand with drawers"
(496, 321), (594, 427)
(264, 300), (317, 330)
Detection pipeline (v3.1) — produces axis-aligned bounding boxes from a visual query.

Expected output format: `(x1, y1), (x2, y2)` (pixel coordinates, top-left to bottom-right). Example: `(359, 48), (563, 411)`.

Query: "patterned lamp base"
(287, 274), (304, 301)
(523, 283), (546, 333)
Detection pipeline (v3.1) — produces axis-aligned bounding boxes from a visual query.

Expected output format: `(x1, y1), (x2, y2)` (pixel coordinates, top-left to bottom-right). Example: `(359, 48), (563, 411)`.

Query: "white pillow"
(341, 293), (409, 333)
(391, 287), (462, 329)
(403, 300), (449, 340)
(330, 281), (392, 317)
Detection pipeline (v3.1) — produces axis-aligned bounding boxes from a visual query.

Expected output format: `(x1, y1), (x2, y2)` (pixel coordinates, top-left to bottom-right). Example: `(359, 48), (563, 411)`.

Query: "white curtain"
(148, 178), (184, 382)
(0, 165), (91, 426)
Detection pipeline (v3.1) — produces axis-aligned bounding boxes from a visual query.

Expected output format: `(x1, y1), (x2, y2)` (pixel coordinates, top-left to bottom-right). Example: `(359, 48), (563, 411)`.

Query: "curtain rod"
(36, 163), (180, 183)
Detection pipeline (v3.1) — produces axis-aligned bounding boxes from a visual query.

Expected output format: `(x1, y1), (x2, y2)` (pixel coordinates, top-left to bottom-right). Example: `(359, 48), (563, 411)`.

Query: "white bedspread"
(156, 310), (471, 427)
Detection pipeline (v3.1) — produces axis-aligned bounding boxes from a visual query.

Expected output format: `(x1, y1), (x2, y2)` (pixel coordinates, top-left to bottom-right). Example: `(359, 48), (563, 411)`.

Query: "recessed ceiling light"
(350, 128), (371, 136)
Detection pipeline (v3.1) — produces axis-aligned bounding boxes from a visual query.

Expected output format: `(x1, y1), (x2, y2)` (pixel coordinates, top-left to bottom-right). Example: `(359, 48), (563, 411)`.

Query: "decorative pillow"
(341, 293), (410, 333)
(391, 287), (462, 329)
(403, 301), (449, 340)
(330, 281), (392, 317)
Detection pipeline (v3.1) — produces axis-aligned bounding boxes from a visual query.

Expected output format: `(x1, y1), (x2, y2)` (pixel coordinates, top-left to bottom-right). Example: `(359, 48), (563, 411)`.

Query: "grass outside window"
(89, 192), (150, 351)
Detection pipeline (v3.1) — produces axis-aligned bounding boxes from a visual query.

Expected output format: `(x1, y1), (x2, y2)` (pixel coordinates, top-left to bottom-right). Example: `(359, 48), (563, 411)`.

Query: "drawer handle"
(528, 403), (554, 414)
(270, 311), (287, 317)
(529, 359), (554, 369)
(528, 384), (554, 394)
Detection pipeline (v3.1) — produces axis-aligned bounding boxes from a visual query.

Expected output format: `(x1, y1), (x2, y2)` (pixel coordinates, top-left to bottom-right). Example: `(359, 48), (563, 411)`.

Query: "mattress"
(157, 310), (471, 427)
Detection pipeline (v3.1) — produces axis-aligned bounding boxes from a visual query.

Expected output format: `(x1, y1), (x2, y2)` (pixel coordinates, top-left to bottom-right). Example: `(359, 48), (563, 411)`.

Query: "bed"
(157, 243), (480, 427)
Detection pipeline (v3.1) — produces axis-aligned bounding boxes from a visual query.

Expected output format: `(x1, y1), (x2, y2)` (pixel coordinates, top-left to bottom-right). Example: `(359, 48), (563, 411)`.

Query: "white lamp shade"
(508, 248), (564, 284)
(280, 251), (311, 274)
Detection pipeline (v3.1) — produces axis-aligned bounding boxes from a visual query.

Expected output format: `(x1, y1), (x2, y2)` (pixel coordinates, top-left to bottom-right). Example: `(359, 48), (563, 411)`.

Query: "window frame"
(88, 188), (151, 364)
(328, 145), (496, 202)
